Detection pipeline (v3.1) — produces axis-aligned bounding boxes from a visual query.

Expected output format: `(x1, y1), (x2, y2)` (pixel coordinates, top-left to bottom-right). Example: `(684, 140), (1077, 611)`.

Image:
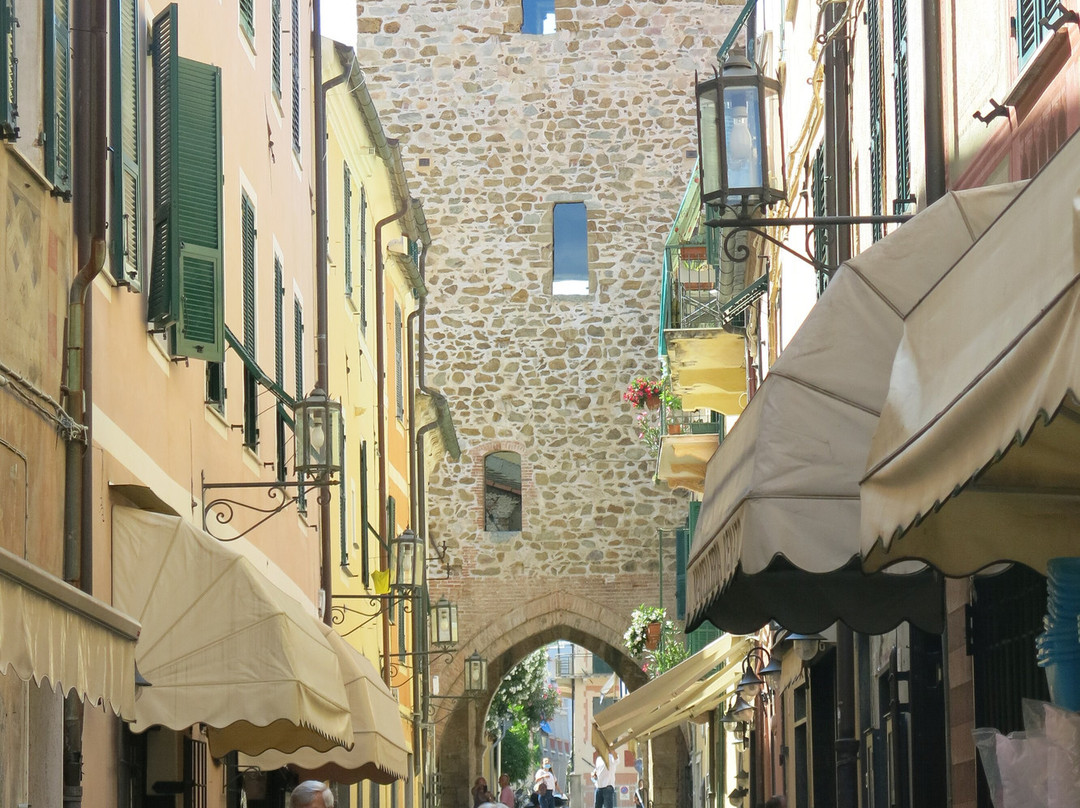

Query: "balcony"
(656, 407), (723, 494)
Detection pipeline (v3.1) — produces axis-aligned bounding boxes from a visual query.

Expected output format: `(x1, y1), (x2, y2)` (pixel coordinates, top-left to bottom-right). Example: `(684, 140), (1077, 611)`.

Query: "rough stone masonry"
(354, 0), (742, 797)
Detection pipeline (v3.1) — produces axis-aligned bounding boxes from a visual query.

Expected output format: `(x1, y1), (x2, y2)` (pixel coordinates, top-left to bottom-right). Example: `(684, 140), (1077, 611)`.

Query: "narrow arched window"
(484, 451), (522, 531)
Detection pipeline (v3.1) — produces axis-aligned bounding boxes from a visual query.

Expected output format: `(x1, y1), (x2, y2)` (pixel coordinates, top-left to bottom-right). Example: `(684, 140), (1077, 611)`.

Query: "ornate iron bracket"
(973, 98), (1011, 126)
(201, 471), (335, 541)
(704, 211), (914, 277)
(331, 591), (417, 637)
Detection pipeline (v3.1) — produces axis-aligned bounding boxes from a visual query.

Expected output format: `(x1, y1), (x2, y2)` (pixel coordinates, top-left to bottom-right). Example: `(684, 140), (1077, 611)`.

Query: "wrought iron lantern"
(696, 52), (785, 211)
(728, 694), (755, 724)
(760, 654), (782, 691)
(390, 528), (422, 594)
(787, 632), (825, 661)
(293, 388), (343, 478)
(464, 650), (488, 694)
(429, 596), (459, 649)
(736, 665), (765, 701)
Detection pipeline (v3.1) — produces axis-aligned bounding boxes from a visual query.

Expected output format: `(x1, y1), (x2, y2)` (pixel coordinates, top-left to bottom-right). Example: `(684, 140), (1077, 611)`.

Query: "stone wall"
(355, 1), (743, 801)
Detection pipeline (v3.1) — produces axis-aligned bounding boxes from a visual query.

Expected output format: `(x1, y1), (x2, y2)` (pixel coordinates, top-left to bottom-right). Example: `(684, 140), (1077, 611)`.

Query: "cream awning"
(592, 635), (752, 753)
(112, 507), (353, 757)
(0, 545), (140, 717)
(686, 182), (1022, 633)
(862, 132), (1080, 575)
(244, 627), (410, 784)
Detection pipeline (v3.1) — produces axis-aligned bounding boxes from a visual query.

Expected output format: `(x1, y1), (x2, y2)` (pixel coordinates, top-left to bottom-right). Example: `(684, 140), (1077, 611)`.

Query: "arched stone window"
(484, 451), (522, 532)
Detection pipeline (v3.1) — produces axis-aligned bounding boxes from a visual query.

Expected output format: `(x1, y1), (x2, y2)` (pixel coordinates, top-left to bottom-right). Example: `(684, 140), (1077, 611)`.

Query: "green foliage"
(624, 605), (689, 679)
(486, 649), (560, 736)
(500, 720), (537, 785)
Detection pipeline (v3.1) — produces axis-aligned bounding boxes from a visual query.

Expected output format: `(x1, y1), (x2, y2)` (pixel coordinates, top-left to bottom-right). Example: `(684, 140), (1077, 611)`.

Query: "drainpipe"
(66, 1), (108, 804)
(376, 194), (410, 682)
(922, 0), (947, 204)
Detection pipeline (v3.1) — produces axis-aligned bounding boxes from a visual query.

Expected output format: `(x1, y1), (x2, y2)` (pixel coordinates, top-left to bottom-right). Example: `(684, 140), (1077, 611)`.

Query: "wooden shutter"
(241, 194), (257, 351)
(892, 0), (911, 211)
(343, 163), (352, 294)
(395, 303), (404, 419)
(294, 298), (304, 398)
(271, 0), (281, 97)
(291, 0), (300, 154)
(148, 3), (180, 327)
(867, 0), (885, 243)
(1016, 0), (1049, 64)
(45, 0), (71, 196)
(111, 0), (141, 287)
(274, 259), (284, 385)
(812, 144), (828, 297)
(173, 57), (224, 361)
(239, 0), (255, 41)
(359, 185), (368, 329)
(360, 439), (370, 584)
(0, 0), (18, 139)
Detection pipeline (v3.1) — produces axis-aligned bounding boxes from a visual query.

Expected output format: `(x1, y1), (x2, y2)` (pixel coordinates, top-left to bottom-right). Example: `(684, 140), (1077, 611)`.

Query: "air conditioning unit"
(387, 236), (410, 255)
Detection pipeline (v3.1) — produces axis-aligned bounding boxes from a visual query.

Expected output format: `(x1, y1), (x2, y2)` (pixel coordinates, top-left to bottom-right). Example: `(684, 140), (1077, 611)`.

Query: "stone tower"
(354, 1), (741, 801)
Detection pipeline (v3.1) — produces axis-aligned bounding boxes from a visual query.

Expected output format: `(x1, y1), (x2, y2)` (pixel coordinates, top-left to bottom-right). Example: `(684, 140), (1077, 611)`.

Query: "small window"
(1016, 0), (1052, 65)
(552, 202), (588, 295)
(206, 361), (225, 413)
(484, 451), (522, 531)
(239, 0), (255, 43)
(522, 0), (555, 34)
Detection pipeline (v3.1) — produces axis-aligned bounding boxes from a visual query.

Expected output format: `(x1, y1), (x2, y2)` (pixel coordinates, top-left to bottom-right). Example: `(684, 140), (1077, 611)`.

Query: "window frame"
(552, 201), (589, 296)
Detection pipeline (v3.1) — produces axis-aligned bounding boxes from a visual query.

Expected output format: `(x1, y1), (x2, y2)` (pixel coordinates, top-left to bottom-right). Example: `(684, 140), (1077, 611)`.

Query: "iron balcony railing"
(664, 242), (769, 332)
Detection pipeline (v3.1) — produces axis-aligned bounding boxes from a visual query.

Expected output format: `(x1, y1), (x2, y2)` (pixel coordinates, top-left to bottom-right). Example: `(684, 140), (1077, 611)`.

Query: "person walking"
(473, 777), (490, 808)
(290, 781), (334, 808)
(591, 751), (617, 808)
(534, 758), (557, 808)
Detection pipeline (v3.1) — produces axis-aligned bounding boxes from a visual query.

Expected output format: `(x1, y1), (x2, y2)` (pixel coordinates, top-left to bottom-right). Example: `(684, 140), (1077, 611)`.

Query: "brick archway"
(432, 592), (686, 808)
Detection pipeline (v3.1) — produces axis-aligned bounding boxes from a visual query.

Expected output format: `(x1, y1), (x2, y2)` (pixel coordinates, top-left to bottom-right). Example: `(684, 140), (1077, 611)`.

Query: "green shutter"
(291, 0), (300, 154)
(271, 0), (281, 97)
(111, 0), (141, 287)
(0, 0), (18, 139)
(240, 0), (255, 41)
(343, 163), (352, 294)
(395, 303), (404, 419)
(676, 526), (688, 620)
(359, 185), (368, 330)
(812, 144), (828, 297)
(892, 0), (911, 211)
(339, 431), (349, 566)
(1017, 0), (1050, 64)
(173, 58), (224, 361)
(241, 194), (256, 351)
(45, 0), (71, 197)
(867, 0), (885, 243)
(148, 3), (179, 327)
(360, 439), (370, 584)
(274, 259), (284, 385)
(294, 298), (304, 398)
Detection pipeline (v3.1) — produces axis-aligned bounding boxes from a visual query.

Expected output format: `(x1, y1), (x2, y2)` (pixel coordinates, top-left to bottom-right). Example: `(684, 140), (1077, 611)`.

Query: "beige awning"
(592, 635), (751, 753)
(686, 182), (1021, 634)
(0, 545), (140, 717)
(245, 627), (410, 784)
(862, 132), (1080, 575)
(112, 507), (353, 757)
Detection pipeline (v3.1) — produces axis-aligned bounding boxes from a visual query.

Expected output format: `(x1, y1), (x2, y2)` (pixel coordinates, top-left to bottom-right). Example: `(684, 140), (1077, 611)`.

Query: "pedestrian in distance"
(290, 781), (334, 808)
(499, 773), (516, 808)
(534, 758), (558, 808)
(592, 751), (617, 808)
(473, 776), (490, 808)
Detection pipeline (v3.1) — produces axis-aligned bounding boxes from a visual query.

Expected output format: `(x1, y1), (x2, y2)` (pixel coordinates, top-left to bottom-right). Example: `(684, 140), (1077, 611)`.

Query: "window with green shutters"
(359, 185), (368, 330)
(343, 163), (352, 295)
(811, 144), (828, 297)
(395, 303), (404, 420)
(206, 361), (225, 413)
(45, 0), (71, 197)
(274, 259), (286, 480)
(893, 0), (912, 213)
(867, 0), (885, 243)
(294, 296), (305, 512)
(360, 439), (370, 584)
(291, 0), (300, 155)
(239, 0), (255, 43)
(1016, 0), (1052, 65)
(270, 0), (281, 98)
(147, 4), (225, 362)
(241, 194), (257, 350)
(110, 0), (141, 287)
(0, 0), (19, 140)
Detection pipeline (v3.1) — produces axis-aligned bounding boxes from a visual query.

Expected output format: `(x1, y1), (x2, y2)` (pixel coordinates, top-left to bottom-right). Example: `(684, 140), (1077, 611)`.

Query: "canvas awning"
(112, 507), (353, 757)
(244, 627), (410, 784)
(686, 182), (1024, 634)
(0, 545), (140, 717)
(592, 635), (752, 753)
(862, 131), (1080, 575)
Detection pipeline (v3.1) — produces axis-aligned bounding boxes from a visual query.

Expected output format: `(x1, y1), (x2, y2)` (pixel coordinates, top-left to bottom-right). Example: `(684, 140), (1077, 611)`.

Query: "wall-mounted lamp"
(728, 786), (748, 807)
(464, 650), (488, 694)
(429, 596), (458, 649)
(201, 388), (345, 540)
(736, 644), (781, 706)
(785, 632), (826, 662)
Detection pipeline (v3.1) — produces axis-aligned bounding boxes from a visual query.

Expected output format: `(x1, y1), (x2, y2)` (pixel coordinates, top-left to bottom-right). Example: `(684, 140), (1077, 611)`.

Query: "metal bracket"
(1041, 2), (1080, 32)
(201, 471), (334, 541)
(973, 98), (1010, 126)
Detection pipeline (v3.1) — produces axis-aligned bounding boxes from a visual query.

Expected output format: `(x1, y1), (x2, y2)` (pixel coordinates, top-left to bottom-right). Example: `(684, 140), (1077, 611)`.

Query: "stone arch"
(432, 592), (686, 808)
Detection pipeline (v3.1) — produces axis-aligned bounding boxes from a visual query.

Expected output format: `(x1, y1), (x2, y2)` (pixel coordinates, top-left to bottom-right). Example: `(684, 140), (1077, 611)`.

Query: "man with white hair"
(290, 780), (334, 808)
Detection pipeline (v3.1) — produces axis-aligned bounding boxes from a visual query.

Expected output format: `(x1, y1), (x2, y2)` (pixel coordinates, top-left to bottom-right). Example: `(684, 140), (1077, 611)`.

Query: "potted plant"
(624, 377), (663, 410)
(624, 605), (668, 657)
